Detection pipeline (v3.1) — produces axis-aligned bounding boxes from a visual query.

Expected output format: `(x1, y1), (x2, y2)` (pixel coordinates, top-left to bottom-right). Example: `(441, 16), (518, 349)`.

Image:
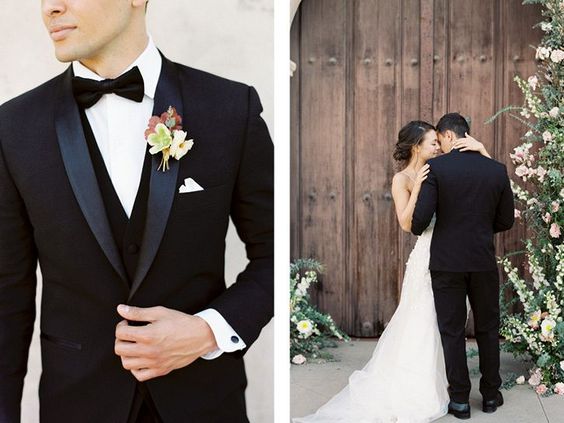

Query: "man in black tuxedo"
(0, 1), (272, 422)
(411, 113), (514, 419)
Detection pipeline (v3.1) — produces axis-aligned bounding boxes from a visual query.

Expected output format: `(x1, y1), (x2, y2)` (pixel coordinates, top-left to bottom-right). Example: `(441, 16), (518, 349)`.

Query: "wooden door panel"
(291, 0), (542, 337)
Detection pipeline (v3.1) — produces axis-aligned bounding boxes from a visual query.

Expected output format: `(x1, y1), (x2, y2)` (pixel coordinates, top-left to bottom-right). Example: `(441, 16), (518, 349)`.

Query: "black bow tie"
(72, 66), (145, 108)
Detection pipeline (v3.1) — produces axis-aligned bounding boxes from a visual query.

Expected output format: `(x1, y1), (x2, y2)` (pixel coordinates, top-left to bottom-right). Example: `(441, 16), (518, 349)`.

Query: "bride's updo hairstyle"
(393, 120), (435, 164)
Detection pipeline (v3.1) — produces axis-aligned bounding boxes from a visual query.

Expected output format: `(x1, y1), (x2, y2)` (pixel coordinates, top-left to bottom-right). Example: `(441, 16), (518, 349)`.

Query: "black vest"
(79, 110), (151, 283)
(79, 111), (161, 422)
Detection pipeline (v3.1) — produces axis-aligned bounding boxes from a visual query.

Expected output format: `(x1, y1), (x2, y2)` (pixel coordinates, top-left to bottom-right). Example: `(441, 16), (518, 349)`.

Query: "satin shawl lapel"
(54, 67), (129, 285)
(129, 57), (182, 300)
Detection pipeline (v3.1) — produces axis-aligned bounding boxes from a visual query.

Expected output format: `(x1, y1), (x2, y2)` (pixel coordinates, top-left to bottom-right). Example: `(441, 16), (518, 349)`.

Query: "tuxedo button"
(231, 336), (239, 344)
(127, 244), (139, 254)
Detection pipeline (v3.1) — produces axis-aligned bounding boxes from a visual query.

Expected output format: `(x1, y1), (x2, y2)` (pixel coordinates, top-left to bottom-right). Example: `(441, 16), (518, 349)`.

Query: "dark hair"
(436, 113), (470, 139)
(393, 121), (435, 163)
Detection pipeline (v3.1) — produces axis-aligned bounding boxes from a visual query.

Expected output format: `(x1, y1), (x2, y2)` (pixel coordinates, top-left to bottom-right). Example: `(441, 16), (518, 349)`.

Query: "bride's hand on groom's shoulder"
(453, 132), (492, 158)
(453, 133), (485, 153)
(414, 164), (430, 192)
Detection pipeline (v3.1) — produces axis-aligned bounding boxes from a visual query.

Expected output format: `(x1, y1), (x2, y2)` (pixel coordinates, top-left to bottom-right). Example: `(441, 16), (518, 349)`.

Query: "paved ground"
(291, 339), (563, 422)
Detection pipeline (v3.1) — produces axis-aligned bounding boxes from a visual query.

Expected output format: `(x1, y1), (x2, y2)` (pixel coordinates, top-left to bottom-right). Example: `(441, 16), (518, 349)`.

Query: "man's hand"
(114, 305), (218, 382)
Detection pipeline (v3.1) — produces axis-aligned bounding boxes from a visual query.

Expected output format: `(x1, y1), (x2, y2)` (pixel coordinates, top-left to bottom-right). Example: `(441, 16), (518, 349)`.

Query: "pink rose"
(552, 201), (560, 212)
(555, 383), (564, 395)
(543, 212), (552, 223)
(515, 165), (529, 177)
(529, 369), (542, 386)
(536, 384), (548, 395)
(550, 223), (561, 238)
(514, 209), (521, 219)
(292, 354), (307, 365)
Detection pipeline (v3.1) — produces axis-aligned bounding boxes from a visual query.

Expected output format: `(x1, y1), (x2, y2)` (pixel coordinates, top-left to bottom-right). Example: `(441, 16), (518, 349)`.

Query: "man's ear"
(445, 130), (456, 142)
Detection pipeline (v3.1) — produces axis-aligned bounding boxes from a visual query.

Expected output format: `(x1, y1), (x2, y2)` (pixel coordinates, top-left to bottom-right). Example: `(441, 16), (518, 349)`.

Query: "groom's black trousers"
(431, 270), (502, 403)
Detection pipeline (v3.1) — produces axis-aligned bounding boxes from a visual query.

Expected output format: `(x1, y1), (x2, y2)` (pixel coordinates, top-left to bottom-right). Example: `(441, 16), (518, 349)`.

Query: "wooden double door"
(291, 0), (541, 336)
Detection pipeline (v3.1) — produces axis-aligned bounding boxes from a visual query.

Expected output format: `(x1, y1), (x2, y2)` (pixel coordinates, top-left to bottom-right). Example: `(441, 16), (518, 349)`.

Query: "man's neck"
(79, 33), (149, 79)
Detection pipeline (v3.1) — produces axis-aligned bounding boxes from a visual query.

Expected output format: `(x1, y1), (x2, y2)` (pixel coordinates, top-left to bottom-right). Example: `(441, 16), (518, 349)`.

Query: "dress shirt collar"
(72, 36), (161, 100)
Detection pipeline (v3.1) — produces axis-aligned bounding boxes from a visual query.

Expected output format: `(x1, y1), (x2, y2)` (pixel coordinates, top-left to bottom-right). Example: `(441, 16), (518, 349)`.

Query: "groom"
(411, 113), (514, 419)
(0, 0), (273, 422)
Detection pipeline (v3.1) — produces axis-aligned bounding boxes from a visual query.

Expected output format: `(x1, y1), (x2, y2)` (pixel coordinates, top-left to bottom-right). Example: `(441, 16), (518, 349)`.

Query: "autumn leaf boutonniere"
(144, 106), (194, 171)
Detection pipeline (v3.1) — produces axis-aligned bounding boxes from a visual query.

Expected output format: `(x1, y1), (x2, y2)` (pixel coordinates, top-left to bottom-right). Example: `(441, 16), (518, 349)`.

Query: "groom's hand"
(114, 304), (218, 382)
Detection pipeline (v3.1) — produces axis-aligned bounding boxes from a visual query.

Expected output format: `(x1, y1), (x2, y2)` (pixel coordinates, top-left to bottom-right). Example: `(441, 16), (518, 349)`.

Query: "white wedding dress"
(294, 220), (449, 423)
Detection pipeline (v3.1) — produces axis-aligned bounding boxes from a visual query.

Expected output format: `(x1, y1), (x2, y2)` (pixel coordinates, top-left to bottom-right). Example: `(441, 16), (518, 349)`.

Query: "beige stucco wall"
(0, 1), (274, 422)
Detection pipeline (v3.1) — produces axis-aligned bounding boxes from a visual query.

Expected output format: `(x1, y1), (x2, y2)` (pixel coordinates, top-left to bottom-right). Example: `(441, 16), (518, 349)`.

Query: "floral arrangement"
(290, 258), (349, 364)
(144, 106), (193, 171)
(491, 0), (564, 395)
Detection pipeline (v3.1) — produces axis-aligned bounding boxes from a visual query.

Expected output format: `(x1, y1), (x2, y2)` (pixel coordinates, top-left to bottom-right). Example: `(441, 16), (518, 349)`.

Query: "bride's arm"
(391, 164), (429, 233)
(452, 132), (491, 158)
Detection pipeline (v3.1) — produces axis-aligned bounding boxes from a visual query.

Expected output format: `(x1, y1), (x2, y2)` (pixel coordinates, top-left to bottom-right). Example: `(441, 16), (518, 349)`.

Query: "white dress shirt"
(72, 38), (245, 359)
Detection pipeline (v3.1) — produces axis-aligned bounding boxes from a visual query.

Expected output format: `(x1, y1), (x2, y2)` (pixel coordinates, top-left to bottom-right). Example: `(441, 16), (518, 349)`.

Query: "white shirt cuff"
(195, 308), (246, 360)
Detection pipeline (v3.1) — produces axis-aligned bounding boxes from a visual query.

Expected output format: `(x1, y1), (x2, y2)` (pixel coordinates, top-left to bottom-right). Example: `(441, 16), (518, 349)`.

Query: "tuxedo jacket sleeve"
(411, 164), (438, 236)
(208, 86), (274, 350)
(493, 168), (515, 233)
(0, 132), (37, 421)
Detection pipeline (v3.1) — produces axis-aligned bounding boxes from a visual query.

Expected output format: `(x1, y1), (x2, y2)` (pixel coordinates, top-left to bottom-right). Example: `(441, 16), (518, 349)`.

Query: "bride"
(293, 121), (490, 423)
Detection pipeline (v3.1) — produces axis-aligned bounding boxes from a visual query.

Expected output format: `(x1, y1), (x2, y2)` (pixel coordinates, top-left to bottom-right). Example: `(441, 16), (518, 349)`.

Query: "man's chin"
(53, 47), (79, 64)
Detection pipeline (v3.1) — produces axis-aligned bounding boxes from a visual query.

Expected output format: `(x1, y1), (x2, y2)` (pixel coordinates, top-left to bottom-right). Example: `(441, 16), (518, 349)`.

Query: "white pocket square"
(179, 178), (204, 194)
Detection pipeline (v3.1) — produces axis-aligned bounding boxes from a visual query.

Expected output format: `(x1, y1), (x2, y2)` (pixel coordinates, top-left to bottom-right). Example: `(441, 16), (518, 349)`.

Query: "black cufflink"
(231, 336), (239, 344)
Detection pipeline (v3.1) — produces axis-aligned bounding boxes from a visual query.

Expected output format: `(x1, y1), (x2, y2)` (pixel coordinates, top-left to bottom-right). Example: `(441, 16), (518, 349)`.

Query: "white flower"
(296, 320), (313, 336)
(169, 130), (194, 160)
(551, 49), (564, 63)
(528, 310), (542, 329)
(561, 360), (564, 371)
(527, 75), (539, 90)
(542, 131), (553, 143)
(549, 107), (560, 118)
(292, 354), (307, 365)
(541, 22), (552, 32)
(536, 46), (551, 60)
(561, 188), (564, 198)
(540, 318), (556, 340)
(516, 375), (525, 385)
(555, 383), (564, 396)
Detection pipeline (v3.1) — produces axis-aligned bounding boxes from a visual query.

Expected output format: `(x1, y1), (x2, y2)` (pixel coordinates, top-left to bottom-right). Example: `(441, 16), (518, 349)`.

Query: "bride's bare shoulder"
(392, 171), (410, 188)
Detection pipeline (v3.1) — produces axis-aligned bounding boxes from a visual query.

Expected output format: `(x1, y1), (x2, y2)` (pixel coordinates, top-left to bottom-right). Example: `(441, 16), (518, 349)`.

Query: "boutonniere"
(144, 106), (194, 171)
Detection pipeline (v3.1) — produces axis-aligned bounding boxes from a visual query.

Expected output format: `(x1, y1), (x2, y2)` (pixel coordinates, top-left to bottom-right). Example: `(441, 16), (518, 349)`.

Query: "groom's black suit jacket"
(0, 56), (273, 422)
(411, 149), (514, 271)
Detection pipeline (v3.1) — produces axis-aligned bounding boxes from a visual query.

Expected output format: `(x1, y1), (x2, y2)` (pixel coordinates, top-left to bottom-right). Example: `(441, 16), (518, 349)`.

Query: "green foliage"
(501, 372), (519, 390)
(466, 348), (479, 359)
(290, 259), (349, 363)
(495, 0), (564, 393)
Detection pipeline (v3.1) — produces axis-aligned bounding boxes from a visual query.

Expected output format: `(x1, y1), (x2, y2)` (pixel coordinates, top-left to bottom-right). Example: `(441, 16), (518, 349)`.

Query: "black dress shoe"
(483, 391), (504, 413)
(448, 400), (471, 420)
